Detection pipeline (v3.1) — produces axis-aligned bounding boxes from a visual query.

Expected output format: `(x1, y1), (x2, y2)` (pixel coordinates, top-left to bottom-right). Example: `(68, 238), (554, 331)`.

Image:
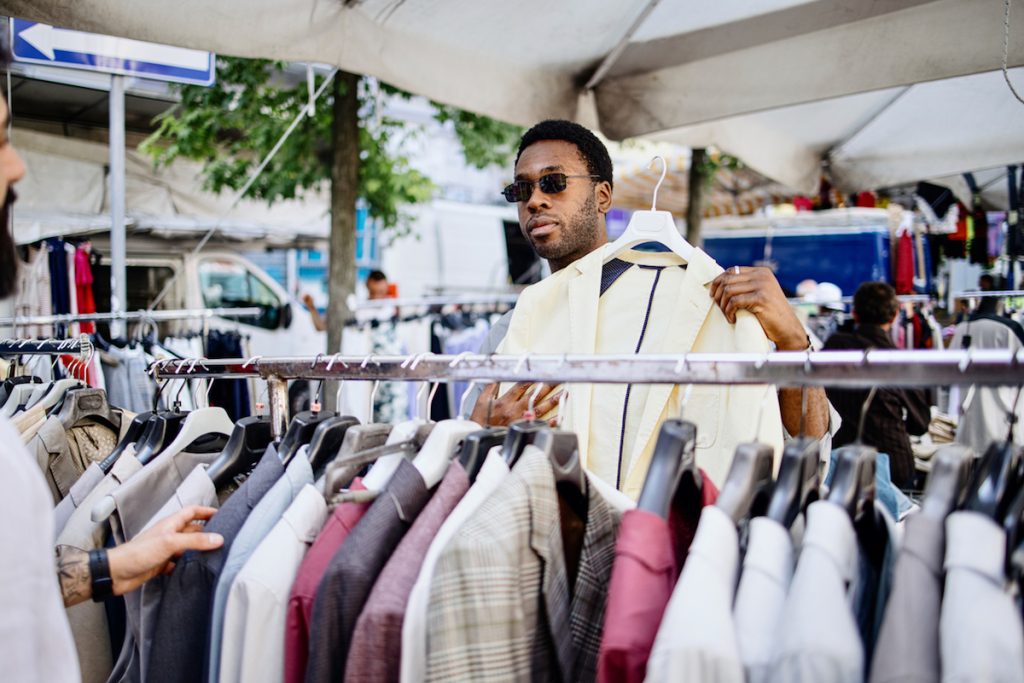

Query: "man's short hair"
(853, 281), (898, 325)
(979, 274), (996, 291)
(516, 120), (614, 190)
(366, 270), (387, 283)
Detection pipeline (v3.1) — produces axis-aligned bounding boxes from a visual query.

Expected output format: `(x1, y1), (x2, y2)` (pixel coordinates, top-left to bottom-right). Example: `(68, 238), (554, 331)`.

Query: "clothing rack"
(150, 351), (1024, 439)
(951, 289), (1024, 299)
(0, 335), (93, 359)
(353, 295), (520, 310)
(0, 306), (264, 327)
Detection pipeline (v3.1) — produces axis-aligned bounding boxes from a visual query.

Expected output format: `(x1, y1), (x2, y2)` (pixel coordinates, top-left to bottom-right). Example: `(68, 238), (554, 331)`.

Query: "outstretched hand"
(107, 505), (223, 596)
(470, 382), (565, 427)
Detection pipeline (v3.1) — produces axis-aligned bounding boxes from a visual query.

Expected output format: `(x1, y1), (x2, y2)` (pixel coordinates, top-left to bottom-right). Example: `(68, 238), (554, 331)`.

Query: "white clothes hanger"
(28, 378), (84, 412)
(1, 383), (37, 416)
(411, 417), (481, 490)
(361, 416), (428, 490)
(151, 406), (234, 462)
(603, 155), (694, 264)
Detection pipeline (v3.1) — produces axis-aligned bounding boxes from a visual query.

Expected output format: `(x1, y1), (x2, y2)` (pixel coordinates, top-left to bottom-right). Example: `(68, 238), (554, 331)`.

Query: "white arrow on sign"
(19, 23), (209, 71)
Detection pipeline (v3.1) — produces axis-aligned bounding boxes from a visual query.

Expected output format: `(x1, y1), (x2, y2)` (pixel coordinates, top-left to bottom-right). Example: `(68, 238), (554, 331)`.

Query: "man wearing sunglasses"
(469, 120), (833, 493)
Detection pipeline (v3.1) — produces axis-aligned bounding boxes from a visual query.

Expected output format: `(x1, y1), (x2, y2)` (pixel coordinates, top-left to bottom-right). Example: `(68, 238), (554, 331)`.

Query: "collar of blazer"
(566, 244), (725, 466)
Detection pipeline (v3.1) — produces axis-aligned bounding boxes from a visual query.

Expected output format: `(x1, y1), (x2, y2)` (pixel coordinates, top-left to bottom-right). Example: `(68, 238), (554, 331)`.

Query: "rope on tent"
(1005, 0), (1024, 106)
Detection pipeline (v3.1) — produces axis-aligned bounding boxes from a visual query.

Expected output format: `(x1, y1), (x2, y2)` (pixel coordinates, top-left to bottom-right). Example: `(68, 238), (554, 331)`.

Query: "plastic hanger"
(206, 415), (274, 488)
(411, 416), (480, 490)
(637, 385), (701, 519)
(99, 411), (154, 474)
(766, 388), (820, 528)
(502, 384), (549, 467)
(305, 415), (360, 479)
(56, 388), (122, 432)
(29, 378), (84, 413)
(714, 388), (777, 524)
(602, 156), (694, 264)
(921, 444), (975, 522)
(534, 426), (587, 512)
(132, 411), (188, 466)
(0, 375), (41, 406)
(966, 387), (1024, 520)
(458, 428), (508, 483)
(279, 409), (338, 464)
(139, 406), (234, 465)
(826, 444), (878, 520)
(766, 436), (820, 529)
(361, 378), (437, 490)
(1, 383), (37, 417)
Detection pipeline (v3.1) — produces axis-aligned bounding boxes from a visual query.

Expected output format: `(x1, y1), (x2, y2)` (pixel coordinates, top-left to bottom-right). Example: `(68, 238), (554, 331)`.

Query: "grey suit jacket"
(869, 512), (944, 683)
(425, 445), (621, 683)
(146, 447), (285, 683)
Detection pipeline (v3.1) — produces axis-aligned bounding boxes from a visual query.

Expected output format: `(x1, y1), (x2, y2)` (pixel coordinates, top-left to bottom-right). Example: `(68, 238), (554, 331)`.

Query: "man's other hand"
(107, 505), (223, 596)
(470, 382), (564, 427)
(710, 266), (808, 350)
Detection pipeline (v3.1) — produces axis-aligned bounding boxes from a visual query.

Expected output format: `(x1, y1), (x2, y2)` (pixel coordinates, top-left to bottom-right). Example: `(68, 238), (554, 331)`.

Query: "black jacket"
(823, 324), (931, 488)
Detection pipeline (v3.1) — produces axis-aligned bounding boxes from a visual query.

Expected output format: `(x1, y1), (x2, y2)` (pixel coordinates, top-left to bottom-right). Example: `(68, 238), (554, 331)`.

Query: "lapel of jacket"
(523, 448), (576, 682)
(623, 248), (723, 483)
(566, 248), (604, 465)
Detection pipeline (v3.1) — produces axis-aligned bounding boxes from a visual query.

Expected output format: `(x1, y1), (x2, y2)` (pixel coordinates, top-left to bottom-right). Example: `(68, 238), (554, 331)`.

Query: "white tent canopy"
(5, 0), (1024, 198)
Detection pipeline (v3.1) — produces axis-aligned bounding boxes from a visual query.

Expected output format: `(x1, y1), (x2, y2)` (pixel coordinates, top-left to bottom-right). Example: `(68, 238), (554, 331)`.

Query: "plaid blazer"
(425, 445), (621, 683)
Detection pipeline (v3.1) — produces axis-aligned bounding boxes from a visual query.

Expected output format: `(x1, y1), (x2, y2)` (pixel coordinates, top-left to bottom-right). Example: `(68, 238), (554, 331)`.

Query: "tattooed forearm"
(55, 545), (92, 607)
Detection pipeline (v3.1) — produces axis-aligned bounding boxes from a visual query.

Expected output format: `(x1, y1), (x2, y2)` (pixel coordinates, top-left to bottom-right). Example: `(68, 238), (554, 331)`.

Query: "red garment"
(285, 478), (371, 683)
(895, 230), (915, 294)
(597, 471), (719, 683)
(856, 191), (877, 208)
(74, 247), (97, 334)
(793, 196), (813, 212)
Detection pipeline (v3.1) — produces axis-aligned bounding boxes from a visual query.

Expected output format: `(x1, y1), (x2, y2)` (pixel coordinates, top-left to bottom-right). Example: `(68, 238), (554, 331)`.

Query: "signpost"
(11, 19), (214, 335)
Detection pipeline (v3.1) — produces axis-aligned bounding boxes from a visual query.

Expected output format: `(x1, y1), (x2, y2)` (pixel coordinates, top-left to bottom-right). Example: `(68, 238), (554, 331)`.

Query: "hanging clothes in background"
(969, 201), (990, 266)
(101, 345), (155, 414)
(66, 243), (80, 338)
(47, 237), (71, 338)
(14, 243), (53, 339)
(894, 229), (915, 295)
(206, 330), (251, 422)
(74, 244), (98, 334)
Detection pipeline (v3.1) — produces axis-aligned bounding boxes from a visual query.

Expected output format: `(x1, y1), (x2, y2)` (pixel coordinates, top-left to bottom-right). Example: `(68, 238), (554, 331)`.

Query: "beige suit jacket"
(497, 245), (783, 497)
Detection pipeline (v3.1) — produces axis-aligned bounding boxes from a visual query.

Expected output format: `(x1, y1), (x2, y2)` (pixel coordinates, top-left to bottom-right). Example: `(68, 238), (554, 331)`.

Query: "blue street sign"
(11, 19), (215, 86)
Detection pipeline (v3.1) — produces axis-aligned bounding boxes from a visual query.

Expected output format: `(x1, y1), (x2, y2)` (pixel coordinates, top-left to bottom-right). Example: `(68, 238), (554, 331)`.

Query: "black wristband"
(88, 549), (114, 602)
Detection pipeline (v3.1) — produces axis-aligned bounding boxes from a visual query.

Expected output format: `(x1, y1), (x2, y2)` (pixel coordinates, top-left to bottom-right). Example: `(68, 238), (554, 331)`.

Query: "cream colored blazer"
(497, 244), (783, 498)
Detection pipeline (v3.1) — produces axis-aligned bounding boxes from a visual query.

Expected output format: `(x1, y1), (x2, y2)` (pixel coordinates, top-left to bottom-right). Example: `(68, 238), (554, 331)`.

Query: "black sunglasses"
(502, 172), (599, 203)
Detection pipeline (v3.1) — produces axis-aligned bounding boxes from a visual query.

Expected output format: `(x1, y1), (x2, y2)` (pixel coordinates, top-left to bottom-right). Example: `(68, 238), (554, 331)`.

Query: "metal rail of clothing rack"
(352, 295), (520, 310)
(149, 350), (1024, 439)
(0, 335), (93, 359)
(0, 307), (264, 327)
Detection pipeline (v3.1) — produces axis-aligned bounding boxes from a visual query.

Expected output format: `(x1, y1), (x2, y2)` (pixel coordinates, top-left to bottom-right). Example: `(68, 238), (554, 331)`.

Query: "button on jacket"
(869, 512), (944, 683)
(346, 461), (470, 683)
(940, 511), (1024, 683)
(497, 245), (783, 498)
(0, 415), (80, 683)
(646, 504), (744, 683)
(146, 447), (285, 683)
(219, 484), (327, 683)
(284, 478), (371, 683)
(55, 449), (143, 683)
(598, 472), (718, 683)
(400, 449), (509, 683)
(209, 453), (314, 683)
(733, 516), (796, 683)
(770, 501), (862, 683)
(425, 445), (622, 683)
(306, 458), (433, 683)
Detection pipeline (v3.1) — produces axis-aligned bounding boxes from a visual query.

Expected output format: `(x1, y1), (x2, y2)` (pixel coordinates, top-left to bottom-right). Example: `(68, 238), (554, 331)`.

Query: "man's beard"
(532, 191), (601, 263)
(0, 189), (17, 299)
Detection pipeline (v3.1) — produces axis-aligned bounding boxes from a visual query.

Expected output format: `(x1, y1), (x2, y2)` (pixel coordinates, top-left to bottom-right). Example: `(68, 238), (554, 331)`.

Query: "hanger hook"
(400, 352), (418, 369)
(526, 382), (544, 419)
(556, 385), (569, 429)
(368, 379), (381, 422)
(448, 351), (472, 368)
(650, 155), (667, 211)
(326, 352), (348, 371)
(459, 380), (482, 420)
(856, 386), (880, 444)
(678, 383), (694, 420)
